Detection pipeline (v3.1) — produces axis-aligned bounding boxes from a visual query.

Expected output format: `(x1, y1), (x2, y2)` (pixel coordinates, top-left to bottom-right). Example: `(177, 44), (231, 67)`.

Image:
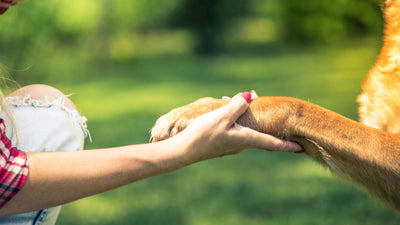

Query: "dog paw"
(150, 97), (226, 142)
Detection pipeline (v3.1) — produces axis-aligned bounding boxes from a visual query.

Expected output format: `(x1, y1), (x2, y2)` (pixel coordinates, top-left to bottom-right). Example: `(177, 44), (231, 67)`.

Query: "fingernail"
(250, 90), (258, 100)
(241, 91), (251, 103)
(295, 150), (305, 154)
(222, 96), (231, 101)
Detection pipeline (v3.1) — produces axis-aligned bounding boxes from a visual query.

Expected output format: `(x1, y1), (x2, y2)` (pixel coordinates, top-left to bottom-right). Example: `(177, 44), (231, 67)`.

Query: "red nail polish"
(241, 91), (251, 103)
(295, 150), (305, 154)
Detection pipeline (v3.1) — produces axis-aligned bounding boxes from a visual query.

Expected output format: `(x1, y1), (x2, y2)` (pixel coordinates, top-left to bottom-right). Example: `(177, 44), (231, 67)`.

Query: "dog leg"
(151, 96), (400, 210)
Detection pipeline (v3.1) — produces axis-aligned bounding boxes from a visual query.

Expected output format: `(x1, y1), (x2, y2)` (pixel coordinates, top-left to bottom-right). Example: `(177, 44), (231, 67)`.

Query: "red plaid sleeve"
(0, 0), (13, 14)
(0, 119), (29, 209)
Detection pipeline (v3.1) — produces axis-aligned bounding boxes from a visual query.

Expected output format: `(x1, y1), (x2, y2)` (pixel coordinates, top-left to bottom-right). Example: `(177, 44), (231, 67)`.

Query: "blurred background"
(2, 0), (400, 224)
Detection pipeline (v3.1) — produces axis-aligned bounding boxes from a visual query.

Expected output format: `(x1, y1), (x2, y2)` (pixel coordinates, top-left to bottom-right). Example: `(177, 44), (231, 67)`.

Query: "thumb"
(223, 92), (252, 124)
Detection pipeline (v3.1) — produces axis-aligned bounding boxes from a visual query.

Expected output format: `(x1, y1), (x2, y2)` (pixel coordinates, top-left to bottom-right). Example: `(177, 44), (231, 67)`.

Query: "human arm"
(0, 93), (301, 217)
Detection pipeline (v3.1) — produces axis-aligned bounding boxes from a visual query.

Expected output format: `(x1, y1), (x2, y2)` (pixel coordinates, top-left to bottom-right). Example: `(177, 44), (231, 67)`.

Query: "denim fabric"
(0, 95), (88, 225)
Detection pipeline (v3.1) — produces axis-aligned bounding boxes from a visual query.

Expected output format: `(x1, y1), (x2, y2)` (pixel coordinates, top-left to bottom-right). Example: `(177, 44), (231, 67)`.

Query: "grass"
(14, 39), (400, 224)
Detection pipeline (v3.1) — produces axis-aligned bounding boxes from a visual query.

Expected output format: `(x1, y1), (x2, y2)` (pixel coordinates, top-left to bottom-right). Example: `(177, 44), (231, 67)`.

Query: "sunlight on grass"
(69, 81), (197, 120)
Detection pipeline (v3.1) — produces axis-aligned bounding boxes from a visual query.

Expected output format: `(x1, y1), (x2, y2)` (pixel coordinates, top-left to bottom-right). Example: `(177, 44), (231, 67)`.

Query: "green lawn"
(17, 39), (400, 224)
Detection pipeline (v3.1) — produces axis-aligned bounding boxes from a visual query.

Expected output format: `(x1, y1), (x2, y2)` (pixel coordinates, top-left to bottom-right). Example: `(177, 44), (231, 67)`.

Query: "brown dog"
(150, 0), (400, 210)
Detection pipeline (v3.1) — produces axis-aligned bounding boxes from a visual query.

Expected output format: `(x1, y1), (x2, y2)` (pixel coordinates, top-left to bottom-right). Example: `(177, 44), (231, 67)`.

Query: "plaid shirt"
(0, 0), (13, 14)
(0, 119), (28, 209)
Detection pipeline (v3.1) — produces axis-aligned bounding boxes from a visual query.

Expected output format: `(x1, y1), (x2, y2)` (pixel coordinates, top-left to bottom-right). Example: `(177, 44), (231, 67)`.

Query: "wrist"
(151, 134), (197, 173)
(285, 98), (303, 137)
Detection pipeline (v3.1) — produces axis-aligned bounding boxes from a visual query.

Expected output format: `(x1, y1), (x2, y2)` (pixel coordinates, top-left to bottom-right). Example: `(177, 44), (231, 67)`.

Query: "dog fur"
(150, 0), (400, 210)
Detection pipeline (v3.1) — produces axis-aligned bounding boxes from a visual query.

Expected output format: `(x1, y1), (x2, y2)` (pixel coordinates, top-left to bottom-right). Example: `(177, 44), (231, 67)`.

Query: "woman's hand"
(170, 92), (303, 163)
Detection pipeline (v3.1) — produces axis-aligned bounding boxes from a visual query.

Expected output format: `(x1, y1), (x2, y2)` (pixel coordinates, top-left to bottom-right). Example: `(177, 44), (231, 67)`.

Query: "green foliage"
(0, 0), (386, 68)
(106, 0), (182, 31)
(168, 0), (248, 54)
(280, 0), (383, 43)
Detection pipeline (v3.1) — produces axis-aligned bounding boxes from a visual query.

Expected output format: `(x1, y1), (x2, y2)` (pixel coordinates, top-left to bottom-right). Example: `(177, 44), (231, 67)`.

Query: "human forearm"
(0, 138), (192, 217)
(0, 92), (302, 217)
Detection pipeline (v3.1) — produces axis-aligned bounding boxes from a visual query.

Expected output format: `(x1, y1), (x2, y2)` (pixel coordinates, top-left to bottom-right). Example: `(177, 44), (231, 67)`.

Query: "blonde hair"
(0, 67), (19, 144)
(0, 89), (17, 135)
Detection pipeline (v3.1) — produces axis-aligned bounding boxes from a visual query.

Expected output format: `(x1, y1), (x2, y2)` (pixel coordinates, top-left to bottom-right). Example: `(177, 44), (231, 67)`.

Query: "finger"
(223, 92), (251, 124)
(223, 90), (257, 102)
(232, 124), (303, 152)
(222, 96), (231, 101)
(250, 90), (258, 100)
